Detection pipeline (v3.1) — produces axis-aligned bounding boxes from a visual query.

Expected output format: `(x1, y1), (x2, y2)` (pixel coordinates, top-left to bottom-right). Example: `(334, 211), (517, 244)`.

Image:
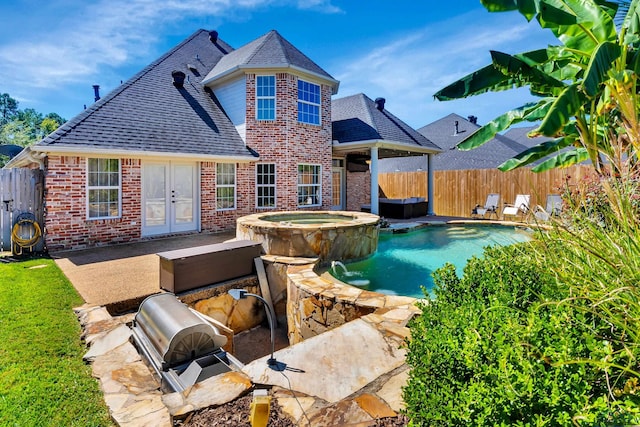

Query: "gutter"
(4, 147), (46, 169)
(331, 139), (442, 155)
(5, 146), (259, 169)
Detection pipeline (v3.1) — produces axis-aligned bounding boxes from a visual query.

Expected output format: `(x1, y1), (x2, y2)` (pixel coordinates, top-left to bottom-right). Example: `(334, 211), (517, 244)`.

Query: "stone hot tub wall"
(236, 211), (380, 266)
(260, 257), (420, 345)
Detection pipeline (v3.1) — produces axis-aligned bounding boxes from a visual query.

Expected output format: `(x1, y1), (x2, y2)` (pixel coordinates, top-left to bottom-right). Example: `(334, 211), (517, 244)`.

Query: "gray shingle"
(332, 93), (440, 151)
(503, 125), (552, 148)
(417, 113), (526, 170)
(204, 30), (336, 84)
(36, 30), (256, 159)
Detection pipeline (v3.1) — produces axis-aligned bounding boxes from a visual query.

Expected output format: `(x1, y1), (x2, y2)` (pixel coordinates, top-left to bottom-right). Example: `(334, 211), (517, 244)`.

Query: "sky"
(0, 0), (558, 129)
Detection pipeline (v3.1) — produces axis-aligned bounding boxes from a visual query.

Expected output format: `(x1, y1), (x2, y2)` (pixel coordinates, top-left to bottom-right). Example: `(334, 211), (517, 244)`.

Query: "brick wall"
(44, 155), (142, 251)
(44, 72), (335, 250)
(346, 169), (371, 211)
(245, 73), (333, 210)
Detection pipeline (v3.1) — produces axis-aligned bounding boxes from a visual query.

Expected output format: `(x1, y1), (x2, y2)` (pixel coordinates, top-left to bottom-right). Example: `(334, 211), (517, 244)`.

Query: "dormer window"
(256, 75), (275, 120)
(298, 79), (320, 125)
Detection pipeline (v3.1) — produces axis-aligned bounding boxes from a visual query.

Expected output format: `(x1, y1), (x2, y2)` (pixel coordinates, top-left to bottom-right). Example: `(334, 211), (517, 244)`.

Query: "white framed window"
(297, 79), (320, 125)
(256, 75), (275, 120)
(216, 163), (236, 210)
(256, 163), (276, 208)
(87, 158), (121, 219)
(297, 164), (321, 206)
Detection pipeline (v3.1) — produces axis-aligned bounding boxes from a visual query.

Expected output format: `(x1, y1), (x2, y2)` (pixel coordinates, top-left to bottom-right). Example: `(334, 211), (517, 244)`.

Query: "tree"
(0, 93), (18, 126)
(0, 93), (66, 167)
(434, 0), (640, 175)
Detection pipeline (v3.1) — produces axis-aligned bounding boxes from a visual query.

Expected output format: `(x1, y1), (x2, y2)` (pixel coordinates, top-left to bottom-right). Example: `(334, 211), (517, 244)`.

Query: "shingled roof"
(30, 30), (257, 160)
(503, 125), (552, 149)
(332, 93), (440, 154)
(417, 113), (528, 170)
(203, 30), (339, 93)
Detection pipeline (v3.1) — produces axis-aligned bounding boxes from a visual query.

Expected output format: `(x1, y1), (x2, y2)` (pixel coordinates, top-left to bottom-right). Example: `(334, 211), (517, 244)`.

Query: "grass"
(0, 257), (114, 426)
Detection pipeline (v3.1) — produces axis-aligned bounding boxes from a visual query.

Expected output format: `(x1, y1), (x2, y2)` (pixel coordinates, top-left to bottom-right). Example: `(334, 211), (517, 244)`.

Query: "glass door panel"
(143, 164), (168, 228)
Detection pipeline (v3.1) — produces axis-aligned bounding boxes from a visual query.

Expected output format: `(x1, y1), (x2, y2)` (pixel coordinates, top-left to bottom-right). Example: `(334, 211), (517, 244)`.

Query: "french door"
(142, 161), (198, 236)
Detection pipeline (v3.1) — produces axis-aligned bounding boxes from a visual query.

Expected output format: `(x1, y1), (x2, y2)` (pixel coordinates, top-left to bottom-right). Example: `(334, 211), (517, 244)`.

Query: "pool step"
(446, 227), (485, 238)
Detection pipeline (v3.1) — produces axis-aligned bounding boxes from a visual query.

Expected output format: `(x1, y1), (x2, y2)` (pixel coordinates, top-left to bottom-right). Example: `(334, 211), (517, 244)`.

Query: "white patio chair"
(472, 193), (500, 219)
(502, 194), (530, 221)
(534, 194), (563, 221)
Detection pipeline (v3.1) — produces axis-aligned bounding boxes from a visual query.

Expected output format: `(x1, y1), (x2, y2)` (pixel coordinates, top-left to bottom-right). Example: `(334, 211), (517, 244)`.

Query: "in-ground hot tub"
(236, 211), (380, 265)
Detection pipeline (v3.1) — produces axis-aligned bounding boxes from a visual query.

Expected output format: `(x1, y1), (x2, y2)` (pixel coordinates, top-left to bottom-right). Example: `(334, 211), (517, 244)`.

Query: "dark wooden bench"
(157, 240), (263, 293)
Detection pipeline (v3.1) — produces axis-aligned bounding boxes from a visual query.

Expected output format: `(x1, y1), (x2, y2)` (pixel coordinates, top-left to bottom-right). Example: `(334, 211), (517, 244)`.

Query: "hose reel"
(11, 212), (42, 255)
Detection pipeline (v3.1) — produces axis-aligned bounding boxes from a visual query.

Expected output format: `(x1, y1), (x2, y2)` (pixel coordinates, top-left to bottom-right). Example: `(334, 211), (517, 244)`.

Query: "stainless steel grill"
(131, 293), (242, 392)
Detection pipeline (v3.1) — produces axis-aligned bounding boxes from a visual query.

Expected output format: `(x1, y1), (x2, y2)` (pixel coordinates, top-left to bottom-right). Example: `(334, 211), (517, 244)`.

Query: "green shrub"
(404, 242), (640, 426)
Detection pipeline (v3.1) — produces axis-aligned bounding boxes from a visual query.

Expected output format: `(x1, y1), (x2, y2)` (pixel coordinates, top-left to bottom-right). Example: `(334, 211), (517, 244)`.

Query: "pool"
(328, 225), (532, 298)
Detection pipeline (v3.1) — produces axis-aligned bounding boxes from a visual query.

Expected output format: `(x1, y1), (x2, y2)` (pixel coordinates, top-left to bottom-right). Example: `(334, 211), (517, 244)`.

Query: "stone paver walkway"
(75, 294), (418, 426)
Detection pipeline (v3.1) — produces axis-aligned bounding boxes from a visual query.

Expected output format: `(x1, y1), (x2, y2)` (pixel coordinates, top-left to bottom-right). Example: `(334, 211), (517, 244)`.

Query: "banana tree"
(434, 0), (640, 174)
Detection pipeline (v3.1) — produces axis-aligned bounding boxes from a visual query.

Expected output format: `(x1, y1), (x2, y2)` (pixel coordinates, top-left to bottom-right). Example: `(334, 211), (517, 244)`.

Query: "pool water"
(329, 225), (532, 298)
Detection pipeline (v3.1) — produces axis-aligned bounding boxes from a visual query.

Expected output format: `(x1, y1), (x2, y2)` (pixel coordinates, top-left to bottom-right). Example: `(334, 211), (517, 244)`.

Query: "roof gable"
(203, 30), (337, 91)
(332, 93), (440, 152)
(35, 30), (255, 159)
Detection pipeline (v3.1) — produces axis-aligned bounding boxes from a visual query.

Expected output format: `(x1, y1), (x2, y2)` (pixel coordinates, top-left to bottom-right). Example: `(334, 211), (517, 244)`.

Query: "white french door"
(142, 161), (198, 236)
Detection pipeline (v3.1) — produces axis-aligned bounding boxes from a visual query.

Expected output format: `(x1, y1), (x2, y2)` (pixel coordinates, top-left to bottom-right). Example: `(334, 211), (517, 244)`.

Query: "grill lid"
(134, 293), (227, 369)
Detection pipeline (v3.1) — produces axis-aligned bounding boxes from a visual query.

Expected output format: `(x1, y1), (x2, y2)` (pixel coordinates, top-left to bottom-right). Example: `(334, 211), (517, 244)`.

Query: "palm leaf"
(480, 0), (538, 19)
(531, 147), (590, 171)
(457, 102), (550, 150)
(497, 136), (576, 171)
(538, 0), (618, 52)
(621, 0), (640, 45)
(583, 41), (622, 97)
(536, 84), (583, 135)
(491, 50), (566, 93)
(433, 64), (515, 101)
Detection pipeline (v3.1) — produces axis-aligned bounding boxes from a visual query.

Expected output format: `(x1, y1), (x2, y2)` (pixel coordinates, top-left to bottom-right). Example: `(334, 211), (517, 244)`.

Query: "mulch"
(175, 394), (409, 426)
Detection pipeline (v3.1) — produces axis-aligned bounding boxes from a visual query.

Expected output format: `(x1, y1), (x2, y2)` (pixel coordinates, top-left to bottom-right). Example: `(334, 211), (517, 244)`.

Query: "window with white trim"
(297, 164), (321, 206)
(256, 163), (276, 208)
(216, 163), (236, 210)
(87, 158), (121, 219)
(297, 79), (320, 125)
(256, 75), (275, 120)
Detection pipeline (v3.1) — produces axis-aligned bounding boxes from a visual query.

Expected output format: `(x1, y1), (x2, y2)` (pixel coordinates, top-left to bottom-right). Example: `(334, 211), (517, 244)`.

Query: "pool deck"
(51, 215), (472, 307)
(53, 214), (516, 426)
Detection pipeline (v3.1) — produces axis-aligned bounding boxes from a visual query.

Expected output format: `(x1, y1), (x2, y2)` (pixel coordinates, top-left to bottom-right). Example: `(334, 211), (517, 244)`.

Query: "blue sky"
(0, 0), (557, 129)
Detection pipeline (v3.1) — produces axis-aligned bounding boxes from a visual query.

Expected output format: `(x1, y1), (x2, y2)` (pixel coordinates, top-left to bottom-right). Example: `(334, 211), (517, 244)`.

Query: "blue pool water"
(329, 225), (532, 298)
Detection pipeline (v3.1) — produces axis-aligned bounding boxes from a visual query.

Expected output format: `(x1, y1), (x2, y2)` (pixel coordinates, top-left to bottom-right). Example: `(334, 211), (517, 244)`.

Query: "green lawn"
(0, 257), (114, 426)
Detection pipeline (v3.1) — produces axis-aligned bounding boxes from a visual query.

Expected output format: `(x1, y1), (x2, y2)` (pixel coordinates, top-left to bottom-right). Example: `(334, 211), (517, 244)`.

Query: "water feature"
(329, 225), (532, 298)
(330, 261), (370, 287)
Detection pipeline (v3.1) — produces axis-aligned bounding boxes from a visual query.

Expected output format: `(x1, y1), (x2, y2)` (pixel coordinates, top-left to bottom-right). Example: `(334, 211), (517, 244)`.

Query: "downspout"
(370, 146), (379, 215)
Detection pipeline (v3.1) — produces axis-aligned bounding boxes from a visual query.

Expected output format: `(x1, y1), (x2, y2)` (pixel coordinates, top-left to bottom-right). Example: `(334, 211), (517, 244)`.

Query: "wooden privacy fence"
(379, 165), (593, 218)
(0, 168), (45, 252)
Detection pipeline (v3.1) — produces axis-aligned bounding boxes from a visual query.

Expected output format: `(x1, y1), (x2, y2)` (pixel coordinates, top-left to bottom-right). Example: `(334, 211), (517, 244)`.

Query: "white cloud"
(333, 10), (557, 127)
(0, 0), (341, 98)
(295, 0), (343, 13)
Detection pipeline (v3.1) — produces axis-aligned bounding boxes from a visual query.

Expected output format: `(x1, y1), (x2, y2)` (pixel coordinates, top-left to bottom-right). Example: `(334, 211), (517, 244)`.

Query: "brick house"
(8, 29), (440, 251)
